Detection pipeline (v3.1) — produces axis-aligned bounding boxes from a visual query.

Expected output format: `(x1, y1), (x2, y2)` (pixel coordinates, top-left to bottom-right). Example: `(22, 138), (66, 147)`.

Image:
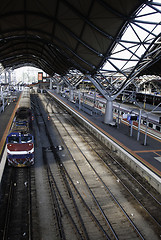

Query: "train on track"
(115, 90), (161, 106)
(6, 87), (34, 167)
(82, 93), (161, 132)
(136, 92), (161, 106)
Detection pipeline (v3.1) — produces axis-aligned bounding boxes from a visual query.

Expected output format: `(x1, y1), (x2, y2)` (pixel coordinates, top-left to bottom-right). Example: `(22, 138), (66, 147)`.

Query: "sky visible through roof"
(102, 0), (161, 74)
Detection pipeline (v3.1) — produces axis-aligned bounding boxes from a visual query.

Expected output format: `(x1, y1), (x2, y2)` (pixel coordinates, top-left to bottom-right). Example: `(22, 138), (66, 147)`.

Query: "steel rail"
(33, 94), (66, 239)
(69, 112), (161, 228)
(2, 169), (14, 240)
(50, 108), (119, 240)
(42, 148), (66, 240)
(60, 160), (111, 240)
(2, 168), (32, 240)
(55, 112), (145, 240)
(44, 95), (112, 239)
(45, 93), (161, 238)
(27, 168), (33, 240)
(35, 95), (89, 240)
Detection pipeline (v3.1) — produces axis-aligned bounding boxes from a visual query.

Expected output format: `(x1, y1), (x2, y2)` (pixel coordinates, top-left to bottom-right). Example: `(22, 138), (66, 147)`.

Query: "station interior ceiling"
(0, 0), (161, 92)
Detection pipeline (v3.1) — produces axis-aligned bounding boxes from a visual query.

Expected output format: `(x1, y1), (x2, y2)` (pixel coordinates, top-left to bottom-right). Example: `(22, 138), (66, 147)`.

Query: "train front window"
(21, 135), (32, 143)
(7, 136), (19, 143)
(16, 121), (27, 126)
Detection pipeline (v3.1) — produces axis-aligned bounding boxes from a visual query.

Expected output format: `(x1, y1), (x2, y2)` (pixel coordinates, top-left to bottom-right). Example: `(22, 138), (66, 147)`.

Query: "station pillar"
(70, 88), (74, 102)
(56, 85), (59, 94)
(104, 99), (114, 125)
(78, 89), (81, 109)
(49, 78), (52, 90)
(8, 70), (11, 83)
(4, 71), (7, 83)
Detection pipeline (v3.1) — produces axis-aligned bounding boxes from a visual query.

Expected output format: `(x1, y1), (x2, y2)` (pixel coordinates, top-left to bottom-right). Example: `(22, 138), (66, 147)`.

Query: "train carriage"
(6, 87), (34, 167)
(83, 93), (161, 132)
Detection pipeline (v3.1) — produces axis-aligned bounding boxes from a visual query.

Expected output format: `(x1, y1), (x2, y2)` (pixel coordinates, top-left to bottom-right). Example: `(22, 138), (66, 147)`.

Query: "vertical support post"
(8, 70), (11, 84)
(130, 121), (133, 136)
(83, 92), (85, 105)
(5, 71), (7, 84)
(144, 117), (148, 146)
(143, 94), (146, 109)
(85, 75), (114, 124)
(104, 99), (114, 125)
(70, 87), (74, 102)
(137, 109), (142, 141)
(117, 104), (121, 128)
(94, 90), (96, 107)
(78, 89), (81, 109)
(49, 78), (52, 90)
(56, 85), (59, 94)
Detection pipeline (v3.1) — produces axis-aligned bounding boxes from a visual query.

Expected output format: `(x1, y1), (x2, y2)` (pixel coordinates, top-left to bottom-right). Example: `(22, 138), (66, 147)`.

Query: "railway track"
(63, 105), (161, 226)
(0, 167), (32, 240)
(37, 93), (161, 240)
(33, 94), (112, 239)
(0, 93), (160, 240)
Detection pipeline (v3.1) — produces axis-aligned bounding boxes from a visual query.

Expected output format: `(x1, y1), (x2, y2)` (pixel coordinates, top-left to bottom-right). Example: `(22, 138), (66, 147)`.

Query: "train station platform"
(47, 90), (161, 193)
(0, 94), (19, 173)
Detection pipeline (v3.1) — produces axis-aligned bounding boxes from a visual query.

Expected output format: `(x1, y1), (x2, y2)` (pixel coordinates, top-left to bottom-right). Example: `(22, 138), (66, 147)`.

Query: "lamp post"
(144, 114), (148, 146)
(137, 109), (142, 141)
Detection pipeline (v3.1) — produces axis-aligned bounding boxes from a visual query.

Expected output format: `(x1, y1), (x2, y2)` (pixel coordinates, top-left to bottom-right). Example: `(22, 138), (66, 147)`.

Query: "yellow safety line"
(134, 149), (161, 153)
(154, 152), (161, 157)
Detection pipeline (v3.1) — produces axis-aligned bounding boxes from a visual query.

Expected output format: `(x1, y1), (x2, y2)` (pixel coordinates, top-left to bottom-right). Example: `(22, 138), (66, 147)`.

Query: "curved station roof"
(0, 0), (160, 77)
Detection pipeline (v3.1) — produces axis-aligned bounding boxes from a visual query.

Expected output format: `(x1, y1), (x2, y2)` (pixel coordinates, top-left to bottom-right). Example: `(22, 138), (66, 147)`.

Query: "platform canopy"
(0, 0), (160, 77)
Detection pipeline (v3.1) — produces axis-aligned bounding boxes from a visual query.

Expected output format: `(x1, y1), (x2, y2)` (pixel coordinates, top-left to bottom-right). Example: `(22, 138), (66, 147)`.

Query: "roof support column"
(8, 70), (11, 83)
(70, 87), (74, 102)
(56, 85), (60, 94)
(78, 89), (81, 109)
(104, 98), (114, 125)
(86, 74), (114, 125)
(50, 78), (52, 90)
(4, 71), (7, 84)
